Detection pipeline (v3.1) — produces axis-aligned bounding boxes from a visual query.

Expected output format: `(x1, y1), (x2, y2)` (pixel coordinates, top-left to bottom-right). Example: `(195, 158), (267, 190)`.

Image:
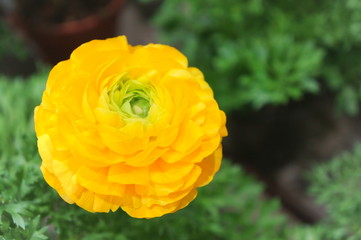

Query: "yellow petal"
(76, 165), (125, 196)
(108, 164), (150, 185)
(71, 36), (130, 63)
(129, 44), (188, 74)
(171, 120), (204, 153)
(150, 161), (194, 184)
(195, 145), (223, 187)
(121, 189), (197, 219)
(97, 121), (149, 155)
(150, 165), (201, 197)
(40, 164), (74, 204)
(37, 134), (54, 171)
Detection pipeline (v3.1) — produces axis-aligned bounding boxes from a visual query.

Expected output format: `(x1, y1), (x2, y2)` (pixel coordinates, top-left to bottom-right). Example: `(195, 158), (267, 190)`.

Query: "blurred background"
(0, 0), (361, 239)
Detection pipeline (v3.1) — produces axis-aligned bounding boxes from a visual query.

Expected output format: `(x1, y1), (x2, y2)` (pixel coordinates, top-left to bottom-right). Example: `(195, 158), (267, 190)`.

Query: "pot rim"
(8, 0), (127, 35)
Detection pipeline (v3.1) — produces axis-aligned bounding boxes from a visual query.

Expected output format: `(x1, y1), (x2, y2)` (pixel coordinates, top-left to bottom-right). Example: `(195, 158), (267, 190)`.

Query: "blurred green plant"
(288, 143), (361, 240)
(0, 73), (48, 240)
(290, 143), (361, 240)
(154, 0), (324, 112)
(154, 0), (361, 114)
(0, 21), (28, 60)
(0, 73), (289, 239)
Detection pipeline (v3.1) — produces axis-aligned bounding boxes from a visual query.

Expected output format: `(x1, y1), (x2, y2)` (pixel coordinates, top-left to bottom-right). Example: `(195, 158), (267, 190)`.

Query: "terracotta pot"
(6, 0), (126, 65)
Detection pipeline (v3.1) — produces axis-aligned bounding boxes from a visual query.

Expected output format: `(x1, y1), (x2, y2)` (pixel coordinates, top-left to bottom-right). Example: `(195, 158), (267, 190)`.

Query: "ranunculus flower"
(34, 36), (227, 218)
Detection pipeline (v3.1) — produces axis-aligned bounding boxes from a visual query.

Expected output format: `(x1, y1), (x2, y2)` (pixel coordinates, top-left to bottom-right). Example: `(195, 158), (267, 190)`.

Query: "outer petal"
(129, 44), (188, 74)
(70, 36), (130, 63)
(195, 145), (223, 187)
(121, 189), (198, 219)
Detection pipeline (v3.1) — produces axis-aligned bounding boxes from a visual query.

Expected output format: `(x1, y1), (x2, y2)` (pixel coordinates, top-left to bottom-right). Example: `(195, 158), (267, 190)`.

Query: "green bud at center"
(108, 76), (153, 119)
(130, 97), (150, 118)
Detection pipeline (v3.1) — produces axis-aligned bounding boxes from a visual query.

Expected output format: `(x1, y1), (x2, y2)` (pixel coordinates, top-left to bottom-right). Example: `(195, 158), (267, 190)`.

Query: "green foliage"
(212, 35), (321, 110)
(154, 0), (361, 114)
(0, 22), (29, 60)
(0, 73), (288, 239)
(274, 0), (361, 115)
(154, 0), (324, 112)
(290, 143), (361, 240)
(0, 73), (49, 239)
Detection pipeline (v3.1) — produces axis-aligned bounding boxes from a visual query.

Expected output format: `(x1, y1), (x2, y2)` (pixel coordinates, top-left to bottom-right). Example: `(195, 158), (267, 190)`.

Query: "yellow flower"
(34, 36), (227, 218)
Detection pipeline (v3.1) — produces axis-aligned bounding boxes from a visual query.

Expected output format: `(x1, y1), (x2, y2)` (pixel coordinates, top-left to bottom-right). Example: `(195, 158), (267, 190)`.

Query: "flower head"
(35, 36), (227, 218)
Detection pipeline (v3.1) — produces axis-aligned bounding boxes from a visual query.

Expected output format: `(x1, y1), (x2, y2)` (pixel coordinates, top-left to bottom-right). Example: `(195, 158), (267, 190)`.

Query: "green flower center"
(108, 76), (152, 119)
(130, 97), (150, 118)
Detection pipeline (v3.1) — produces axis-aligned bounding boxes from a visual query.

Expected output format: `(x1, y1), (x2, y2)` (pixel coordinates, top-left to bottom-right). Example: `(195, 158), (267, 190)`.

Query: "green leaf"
(11, 212), (25, 229)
